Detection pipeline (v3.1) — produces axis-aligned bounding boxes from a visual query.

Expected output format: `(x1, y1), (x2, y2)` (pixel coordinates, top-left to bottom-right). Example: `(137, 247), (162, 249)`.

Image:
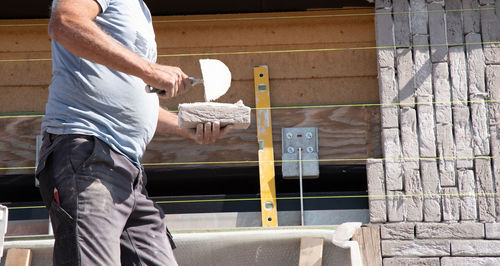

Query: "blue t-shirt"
(42, 0), (159, 164)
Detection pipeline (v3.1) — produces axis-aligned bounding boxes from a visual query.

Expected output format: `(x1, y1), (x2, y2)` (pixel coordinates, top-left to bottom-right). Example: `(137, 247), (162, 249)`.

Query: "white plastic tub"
(0, 205), (7, 261)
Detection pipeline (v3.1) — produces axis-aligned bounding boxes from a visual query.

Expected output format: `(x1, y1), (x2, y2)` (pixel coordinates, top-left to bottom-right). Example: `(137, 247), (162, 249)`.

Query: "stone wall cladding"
(373, 0), (500, 265)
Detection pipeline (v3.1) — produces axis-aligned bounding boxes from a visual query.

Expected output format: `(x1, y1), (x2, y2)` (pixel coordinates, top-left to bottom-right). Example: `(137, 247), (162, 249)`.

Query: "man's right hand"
(143, 64), (192, 99)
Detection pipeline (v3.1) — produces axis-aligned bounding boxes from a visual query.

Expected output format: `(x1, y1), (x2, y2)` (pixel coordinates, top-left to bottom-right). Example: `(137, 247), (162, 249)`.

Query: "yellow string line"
(1, 40), (500, 63)
(5, 192), (499, 210)
(0, 7), (494, 27)
(1, 156), (495, 171)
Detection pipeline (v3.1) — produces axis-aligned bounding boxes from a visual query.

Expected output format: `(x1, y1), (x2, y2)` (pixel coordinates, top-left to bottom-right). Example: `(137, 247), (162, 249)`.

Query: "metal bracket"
(281, 127), (319, 179)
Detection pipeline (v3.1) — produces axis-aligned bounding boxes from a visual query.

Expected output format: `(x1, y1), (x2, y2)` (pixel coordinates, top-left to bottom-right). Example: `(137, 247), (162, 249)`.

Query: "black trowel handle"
(145, 77), (203, 95)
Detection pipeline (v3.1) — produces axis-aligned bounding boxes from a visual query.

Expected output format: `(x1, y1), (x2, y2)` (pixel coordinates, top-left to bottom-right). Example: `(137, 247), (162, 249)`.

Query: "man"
(35, 0), (231, 265)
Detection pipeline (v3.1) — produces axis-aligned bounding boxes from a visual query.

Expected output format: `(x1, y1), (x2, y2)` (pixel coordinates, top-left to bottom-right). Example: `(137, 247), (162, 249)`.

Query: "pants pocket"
(50, 199), (79, 265)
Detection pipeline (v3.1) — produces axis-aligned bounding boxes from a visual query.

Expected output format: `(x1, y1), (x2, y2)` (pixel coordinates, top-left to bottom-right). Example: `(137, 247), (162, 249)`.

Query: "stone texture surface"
(433, 62), (453, 125)
(462, 0), (481, 34)
(400, 107), (419, 169)
(470, 100), (490, 156)
(379, 67), (399, 129)
(441, 257), (500, 266)
(376, 8), (395, 69)
(428, 3), (448, 62)
(445, 0), (464, 44)
(413, 35), (433, 97)
(436, 123), (456, 187)
(453, 105), (474, 169)
(451, 240), (500, 256)
(485, 223), (500, 239)
(367, 159), (387, 223)
(449, 46), (468, 104)
(381, 223), (415, 240)
(382, 128), (403, 190)
(178, 100), (251, 129)
(417, 96), (437, 157)
(410, 0), (428, 35)
(387, 191), (405, 222)
(475, 158), (496, 222)
(442, 187), (460, 221)
(480, 3), (500, 63)
(404, 166), (423, 221)
(421, 159), (441, 222)
(396, 49), (415, 106)
(457, 169), (477, 221)
(393, 0), (410, 47)
(382, 240), (450, 257)
(416, 223), (484, 239)
(465, 33), (486, 95)
(384, 257), (439, 266)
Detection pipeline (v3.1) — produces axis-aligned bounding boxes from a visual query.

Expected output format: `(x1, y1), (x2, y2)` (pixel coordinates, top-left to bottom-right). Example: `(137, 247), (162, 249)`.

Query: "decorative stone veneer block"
(452, 105), (474, 169)
(379, 67), (399, 129)
(486, 65), (500, 123)
(420, 159), (441, 222)
(451, 240), (500, 256)
(376, 8), (395, 69)
(387, 191), (405, 222)
(178, 101), (251, 129)
(382, 128), (403, 190)
(475, 158), (496, 222)
(433, 62), (453, 125)
(445, 0), (465, 45)
(413, 35), (433, 97)
(436, 124), (456, 187)
(480, 4), (500, 64)
(449, 46), (468, 105)
(442, 187), (460, 221)
(381, 223), (415, 240)
(462, 0), (481, 34)
(492, 126), (500, 222)
(428, 3), (448, 62)
(441, 257), (500, 266)
(417, 96), (437, 158)
(470, 100), (490, 156)
(393, 0), (410, 47)
(485, 223), (500, 239)
(416, 223), (484, 239)
(410, 0), (428, 35)
(404, 166), (424, 221)
(465, 33), (486, 95)
(457, 169), (477, 221)
(367, 159), (387, 223)
(396, 49), (415, 107)
(400, 107), (419, 168)
(384, 257), (439, 266)
(382, 240), (450, 257)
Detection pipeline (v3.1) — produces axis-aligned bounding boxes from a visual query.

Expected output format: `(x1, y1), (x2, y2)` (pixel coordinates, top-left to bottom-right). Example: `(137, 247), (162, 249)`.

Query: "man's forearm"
(156, 107), (189, 137)
(49, 0), (152, 81)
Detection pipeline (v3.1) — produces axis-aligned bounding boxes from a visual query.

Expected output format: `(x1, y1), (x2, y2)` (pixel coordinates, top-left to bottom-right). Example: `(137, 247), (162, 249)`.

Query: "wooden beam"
(4, 248), (32, 266)
(298, 237), (324, 266)
(352, 225), (382, 266)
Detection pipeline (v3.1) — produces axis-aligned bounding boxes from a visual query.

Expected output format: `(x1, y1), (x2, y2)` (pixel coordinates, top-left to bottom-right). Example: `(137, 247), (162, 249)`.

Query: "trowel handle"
(145, 77), (203, 95)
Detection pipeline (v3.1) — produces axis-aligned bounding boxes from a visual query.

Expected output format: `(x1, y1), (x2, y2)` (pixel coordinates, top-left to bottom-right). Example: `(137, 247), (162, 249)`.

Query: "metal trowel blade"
(199, 59), (232, 102)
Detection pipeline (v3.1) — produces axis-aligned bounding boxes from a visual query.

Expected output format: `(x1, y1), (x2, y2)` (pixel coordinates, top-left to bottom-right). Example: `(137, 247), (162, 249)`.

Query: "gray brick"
(449, 46), (468, 105)
(404, 166), (424, 221)
(375, 0), (392, 10)
(465, 33), (486, 95)
(379, 67), (399, 129)
(462, 0), (481, 34)
(483, 43), (500, 65)
(492, 125), (500, 222)
(381, 223), (415, 240)
(421, 159), (441, 222)
(383, 128), (403, 190)
(428, 3), (448, 62)
(486, 65), (500, 123)
(367, 159), (387, 223)
(400, 107), (419, 167)
(396, 48), (415, 106)
(441, 257), (500, 266)
(442, 187), (460, 221)
(417, 96), (437, 158)
(436, 124), (456, 186)
(433, 62), (453, 125)
(382, 240), (450, 257)
(376, 8), (395, 68)
(177, 101), (251, 129)
(470, 100), (490, 156)
(381, 106), (400, 129)
(481, 3), (500, 63)
(453, 105), (474, 169)
(417, 222), (484, 239)
(384, 257), (439, 266)
(445, 0), (464, 45)
(457, 169), (477, 221)
(413, 35), (433, 96)
(475, 158), (496, 222)
(451, 240), (500, 256)
(410, 0), (428, 35)
(485, 223), (500, 239)
(387, 191), (405, 222)
(393, 0), (411, 47)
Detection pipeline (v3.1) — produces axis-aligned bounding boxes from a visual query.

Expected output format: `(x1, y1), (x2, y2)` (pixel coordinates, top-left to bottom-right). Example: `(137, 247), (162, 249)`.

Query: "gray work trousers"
(36, 132), (177, 266)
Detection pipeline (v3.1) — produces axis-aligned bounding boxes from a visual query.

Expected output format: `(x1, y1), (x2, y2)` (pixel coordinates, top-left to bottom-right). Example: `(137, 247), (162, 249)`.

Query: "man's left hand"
(187, 122), (233, 144)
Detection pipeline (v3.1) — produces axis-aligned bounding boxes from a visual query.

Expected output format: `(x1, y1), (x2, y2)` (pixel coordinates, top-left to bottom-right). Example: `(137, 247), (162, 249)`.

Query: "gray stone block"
(382, 240), (450, 257)
(442, 257), (500, 266)
(177, 100), (251, 129)
(376, 8), (395, 68)
(413, 35), (433, 96)
(384, 258), (440, 266)
(396, 49), (415, 106)
(483, 43), (500, 65)
(387, 191), (405, 222)
(475, 158), (496, 222)
(428, 3), (448, 62)
(451, 240), (500, 256)
(486, 223), (500, 239)
(404, 167), (424, 221)
(400, 107), (419, 165)
(486, 65), (500, 104)
(375, 0), (392, 10)
(433, 62), (453, 125)
(367, 159), (387, 223)
(436, 124), (456, 186)
(470, 100), (490, 156)
(457, 169), (477, 221)
(379, 67), (398, 104)
(393, 0), (411, 47)
(465, 33), (486, 95)
(481, 4), (500, 63)
(417, 96), (437, 158)
(445, 0), (464, 45)
(492, 125), (500, 222)
(383, 128), (403, 190)
(420, 159), (441, 222)
(462, 0), (481, 34)
(410, 0), (429, 35)
(381, 106), (400, 129)
(417, 222), (484, 239)
(381, 223), (415, 240)
(452, 105), (474, 169)
(442, 187), (460, 221)
(449, 46), (468, 105)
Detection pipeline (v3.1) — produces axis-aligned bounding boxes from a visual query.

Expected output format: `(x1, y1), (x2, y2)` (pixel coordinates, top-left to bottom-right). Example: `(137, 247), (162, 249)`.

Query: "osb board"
(0, 9), (377, 113)
(0, 106), (381, 175)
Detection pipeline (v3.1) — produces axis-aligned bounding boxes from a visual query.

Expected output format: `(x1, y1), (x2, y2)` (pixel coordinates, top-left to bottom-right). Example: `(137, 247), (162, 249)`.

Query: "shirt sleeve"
(93, 0), (110, 13)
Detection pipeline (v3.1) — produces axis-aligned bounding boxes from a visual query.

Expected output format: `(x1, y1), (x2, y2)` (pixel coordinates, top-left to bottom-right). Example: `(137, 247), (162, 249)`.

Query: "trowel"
(146, 59), (232, 102)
